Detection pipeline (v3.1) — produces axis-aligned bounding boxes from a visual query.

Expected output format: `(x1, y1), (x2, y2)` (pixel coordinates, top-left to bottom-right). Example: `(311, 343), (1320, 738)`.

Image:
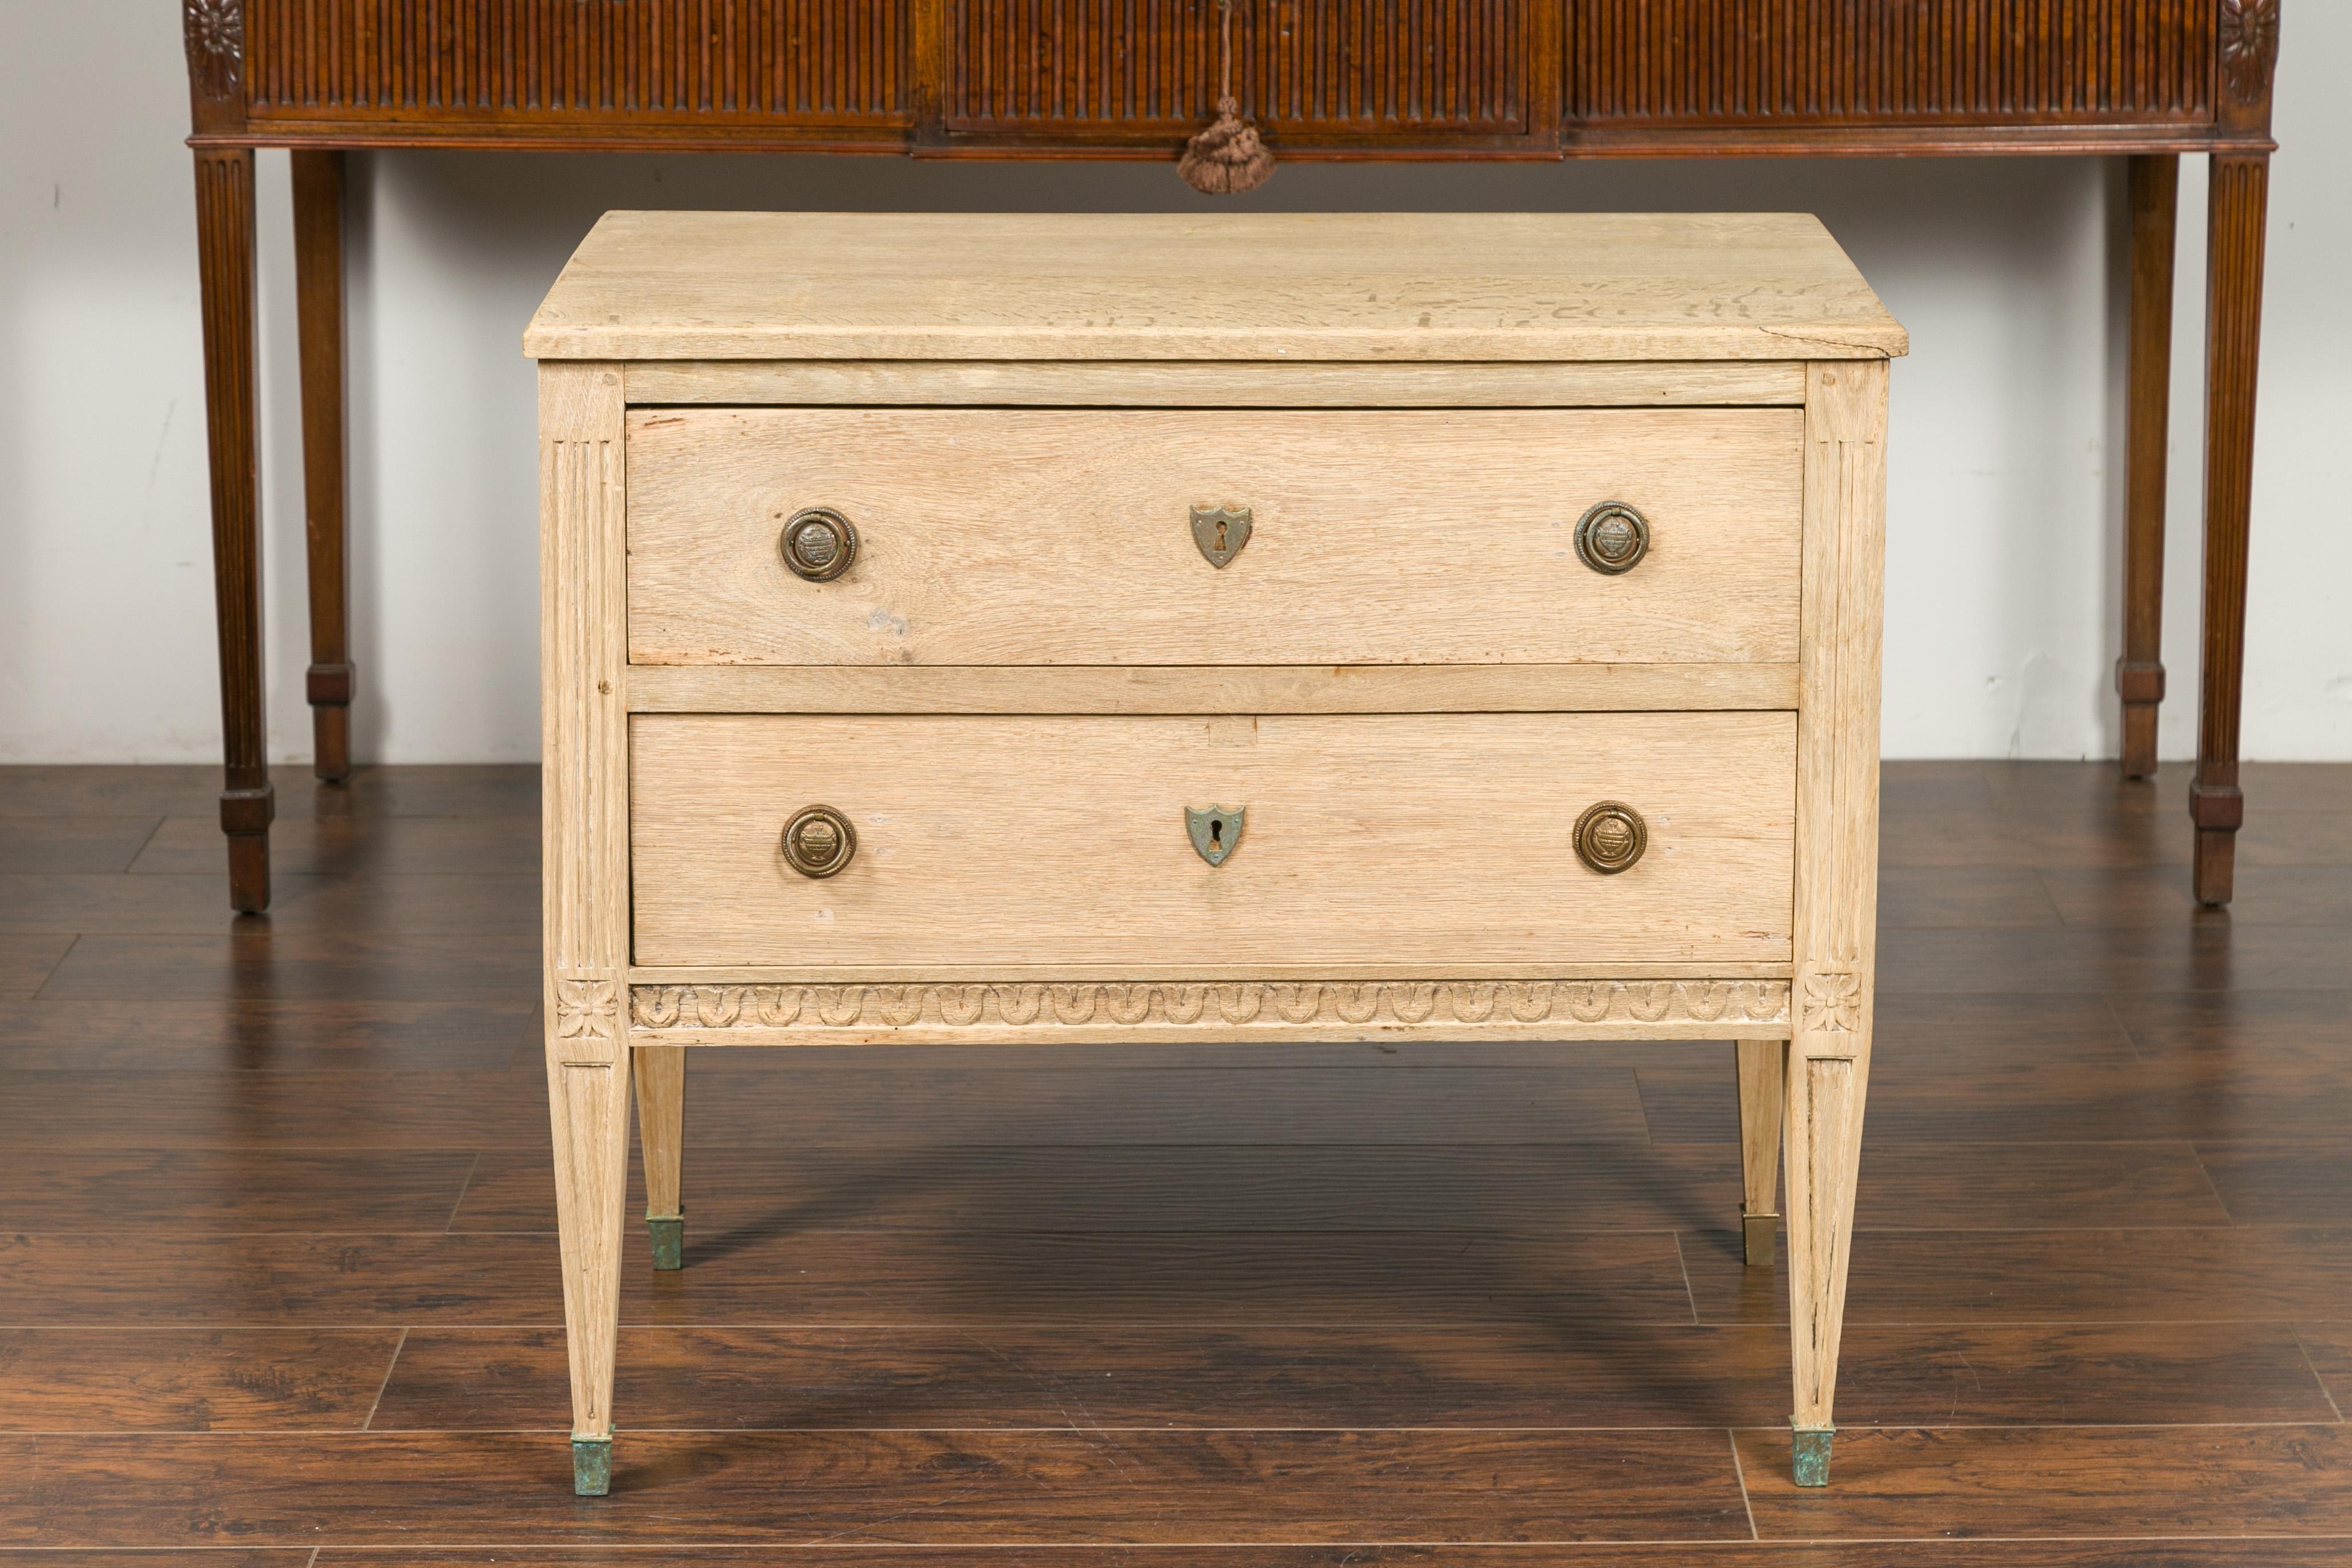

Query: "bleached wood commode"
(526, 211), (1904, 1497)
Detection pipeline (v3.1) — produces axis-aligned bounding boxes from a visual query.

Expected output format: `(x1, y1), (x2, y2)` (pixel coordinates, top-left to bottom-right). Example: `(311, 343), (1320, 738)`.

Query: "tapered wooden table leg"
(292, 150), (355, 783)
(634, 1044), (688, 1269)
(1785, 1040), (1868, 1485)
(548, 1041), (631, 1495)
(541, 361), (632, 1491)
(2190, 152), (2271, 907)
(1782, 359), (1887, 1485)
(193, 147), (273, 913)
(1735, 1040), (1785, 1267)
(2117, 154), (2177, 780)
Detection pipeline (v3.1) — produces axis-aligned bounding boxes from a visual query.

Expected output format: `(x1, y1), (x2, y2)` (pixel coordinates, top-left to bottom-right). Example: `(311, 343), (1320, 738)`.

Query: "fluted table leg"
(2117, 154), (2177, 781)
(2190, 152), (2271, 907)
(193, 146), (273, 913)
(293, 150), (355, 784)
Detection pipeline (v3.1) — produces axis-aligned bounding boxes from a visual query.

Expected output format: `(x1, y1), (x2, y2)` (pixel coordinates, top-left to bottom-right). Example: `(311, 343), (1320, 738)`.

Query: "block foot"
(648, 1213), (684, 1272)
(573, 1436), (612, 1496)
(1792, 1425), (1833, 1487)
(2193, 827), (2237, 907)
(1741, 1210), (1778, 1268)
(221, 781), (276, 915)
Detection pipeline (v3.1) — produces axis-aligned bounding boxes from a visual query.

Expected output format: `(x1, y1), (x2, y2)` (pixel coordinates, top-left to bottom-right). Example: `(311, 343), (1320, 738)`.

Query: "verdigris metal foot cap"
(648, 1213), (684, 1271)
(1741, 1209), (1778, 1268)
(573, 1435), (613, 1496)
(1792, 1424), (1834, 1487)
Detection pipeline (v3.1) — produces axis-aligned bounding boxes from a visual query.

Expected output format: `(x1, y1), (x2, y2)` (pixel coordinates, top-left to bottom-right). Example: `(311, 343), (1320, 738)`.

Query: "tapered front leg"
(2190, 152), (2272, 906)
(1735, 1040), (1785, 1266)
(540, 362), (631, 1492)
(2117, 154), (2177, 780)
(291, 150), (355, 782)
(547, 1032), (631, 1494)
(634, 1045), (688, 1269)
(193, 147), (273, 912)
(1784, 1036), (1868, 1485)
(1783, 359), (1888, 1485)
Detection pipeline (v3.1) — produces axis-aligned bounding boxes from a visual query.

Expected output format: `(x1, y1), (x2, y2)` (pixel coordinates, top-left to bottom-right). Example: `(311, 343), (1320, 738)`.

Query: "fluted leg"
(1783, 359), (1887, 1485)
(2117, 154), (2177, 780)
(2190, 154), (2271, 906)
(193, 147), (273, 912)
(292, 150), (354, 783)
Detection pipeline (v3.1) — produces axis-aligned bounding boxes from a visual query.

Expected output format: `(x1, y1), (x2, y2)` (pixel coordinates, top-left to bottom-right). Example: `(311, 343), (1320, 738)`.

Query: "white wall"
(3, 1), (2346, 764)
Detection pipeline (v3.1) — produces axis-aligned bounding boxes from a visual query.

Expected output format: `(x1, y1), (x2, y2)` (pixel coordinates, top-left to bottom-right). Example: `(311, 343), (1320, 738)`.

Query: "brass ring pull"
(780, 507), (858, 581)
(1574, 801), (1648, 874)
(781, 805), (857, 878)
(1574, 501), (1650, 575)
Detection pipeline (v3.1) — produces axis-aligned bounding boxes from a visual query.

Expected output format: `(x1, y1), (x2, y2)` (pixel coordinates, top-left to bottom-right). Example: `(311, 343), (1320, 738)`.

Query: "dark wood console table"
(183, 0), (2282, 911)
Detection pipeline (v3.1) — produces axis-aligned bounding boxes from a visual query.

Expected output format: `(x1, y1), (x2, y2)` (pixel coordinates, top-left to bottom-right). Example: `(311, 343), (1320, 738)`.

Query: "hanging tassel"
(1179, 0), (1274, 195)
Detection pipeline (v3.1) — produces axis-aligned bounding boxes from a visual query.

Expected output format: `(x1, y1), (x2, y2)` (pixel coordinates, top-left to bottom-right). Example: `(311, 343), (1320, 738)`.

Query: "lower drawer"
(629, 712), (1796, 971)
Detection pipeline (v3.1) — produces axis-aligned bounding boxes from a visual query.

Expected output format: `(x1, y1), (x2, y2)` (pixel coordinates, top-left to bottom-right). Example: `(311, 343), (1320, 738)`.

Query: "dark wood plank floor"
(3, 759), (2350, 1563)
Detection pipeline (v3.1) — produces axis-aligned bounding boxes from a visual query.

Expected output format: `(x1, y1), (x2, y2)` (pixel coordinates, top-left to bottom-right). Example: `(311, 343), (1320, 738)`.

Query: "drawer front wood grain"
(624, 408), (1803, 667)
(630, 712), (1796, 970)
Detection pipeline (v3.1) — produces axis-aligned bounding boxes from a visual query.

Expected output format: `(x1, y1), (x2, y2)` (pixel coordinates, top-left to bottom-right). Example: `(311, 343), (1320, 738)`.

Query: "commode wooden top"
(522, 211), (1908, 364)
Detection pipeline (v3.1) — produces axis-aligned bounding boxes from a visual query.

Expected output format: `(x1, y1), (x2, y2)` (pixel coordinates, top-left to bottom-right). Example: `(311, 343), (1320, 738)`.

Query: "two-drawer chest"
(524, 211), (1905, 1497)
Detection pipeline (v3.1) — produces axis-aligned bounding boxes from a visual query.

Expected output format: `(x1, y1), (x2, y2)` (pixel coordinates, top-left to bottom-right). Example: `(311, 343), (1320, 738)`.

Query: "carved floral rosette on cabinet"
(529, 211), (1902, 1498)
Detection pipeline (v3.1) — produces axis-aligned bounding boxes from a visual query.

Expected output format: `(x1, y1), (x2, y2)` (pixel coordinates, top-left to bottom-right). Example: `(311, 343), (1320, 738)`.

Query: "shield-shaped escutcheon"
(1189, 504), (1253, 567)
(1186, 805), (1246, 866)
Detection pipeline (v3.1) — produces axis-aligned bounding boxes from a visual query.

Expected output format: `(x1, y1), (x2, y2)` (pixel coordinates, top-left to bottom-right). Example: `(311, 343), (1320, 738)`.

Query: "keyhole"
(1210, 820), (1225, 848)
(1214, 520), (1229, 551)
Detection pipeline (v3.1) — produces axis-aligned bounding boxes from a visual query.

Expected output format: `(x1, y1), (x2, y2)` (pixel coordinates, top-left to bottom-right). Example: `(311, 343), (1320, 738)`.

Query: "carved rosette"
(555, 974), (622, 1045)
(1798, 969), (1863, 1035)
(628, 979), (1792, 1034)
(183, 0), (245, 101)
(2218, 0), (2281, 107)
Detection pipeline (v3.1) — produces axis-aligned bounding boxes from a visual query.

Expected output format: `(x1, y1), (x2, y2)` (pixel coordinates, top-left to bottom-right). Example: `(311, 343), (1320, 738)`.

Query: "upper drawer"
(625, 408), (1803, 667)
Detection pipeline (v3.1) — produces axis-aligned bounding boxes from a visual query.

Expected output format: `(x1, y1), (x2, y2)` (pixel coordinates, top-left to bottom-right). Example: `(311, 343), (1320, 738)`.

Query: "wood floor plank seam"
(360, 1328), (407, 1433)
(2291, 1326), (2350, 1424)
(22, 931), (77, 1001)
(440, 1154), (484, 1235)
(2098, 990), (2152, 1067)
(1671, 1234), (1701, 1324)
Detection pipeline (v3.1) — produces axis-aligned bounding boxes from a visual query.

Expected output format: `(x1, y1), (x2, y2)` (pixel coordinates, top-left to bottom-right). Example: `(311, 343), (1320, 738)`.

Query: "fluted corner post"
(1784, 359), (1889, 1487)
(292, 150), (355, 783)
(185, 0), (271, 911)
(2193, 0), (2282, 906)
(192, 146), (273, 914)
(2189, 151), (2269, 906)
(540, 362), (633, 1493)
(2116, 154), (2178, 781)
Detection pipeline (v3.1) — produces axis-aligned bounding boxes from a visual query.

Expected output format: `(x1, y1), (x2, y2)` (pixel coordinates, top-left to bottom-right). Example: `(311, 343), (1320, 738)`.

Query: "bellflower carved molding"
(628, 979), (1793, 1033)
